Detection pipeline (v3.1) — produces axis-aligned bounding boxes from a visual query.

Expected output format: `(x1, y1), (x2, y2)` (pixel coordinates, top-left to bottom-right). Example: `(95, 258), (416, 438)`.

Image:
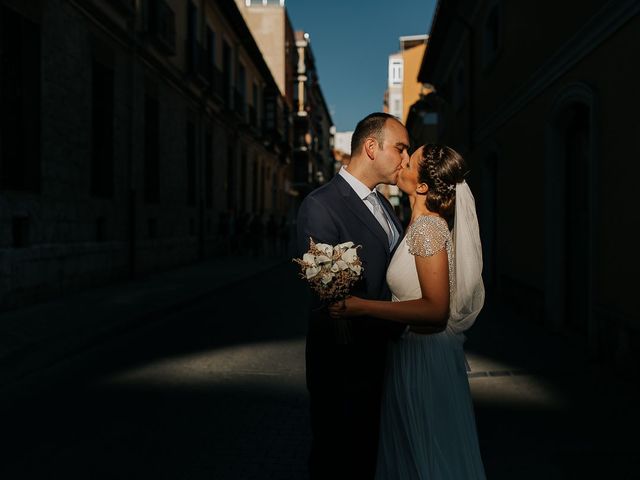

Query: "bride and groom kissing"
(296, 112), (486, 479)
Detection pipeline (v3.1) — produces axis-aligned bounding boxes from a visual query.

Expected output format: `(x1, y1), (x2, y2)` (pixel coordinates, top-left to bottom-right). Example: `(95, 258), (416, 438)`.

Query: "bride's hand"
(328, 296), (361, 318)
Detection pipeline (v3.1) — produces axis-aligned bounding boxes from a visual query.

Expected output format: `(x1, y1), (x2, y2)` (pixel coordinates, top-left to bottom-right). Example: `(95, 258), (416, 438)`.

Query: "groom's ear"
(364, 137), (377, 160)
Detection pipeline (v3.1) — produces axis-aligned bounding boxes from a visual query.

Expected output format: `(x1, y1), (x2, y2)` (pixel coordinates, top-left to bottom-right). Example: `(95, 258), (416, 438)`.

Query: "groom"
(296, 112), (410, 479)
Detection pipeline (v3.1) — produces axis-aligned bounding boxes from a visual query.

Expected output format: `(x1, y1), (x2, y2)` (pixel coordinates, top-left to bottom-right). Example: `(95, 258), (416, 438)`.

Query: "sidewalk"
(463, 300), (640, 478)
(0, 255), (286, 401)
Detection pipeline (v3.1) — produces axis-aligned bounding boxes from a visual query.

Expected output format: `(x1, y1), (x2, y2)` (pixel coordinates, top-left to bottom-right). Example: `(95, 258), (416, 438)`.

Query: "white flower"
(335, 260), (349, 271)
(315, 243), (333, 256)
(350, 264), (362, 275)
(321, 272), (334, 284)
(305, 265), (321, 279)
(303, 253), (316, 266)
(335, 241), (354, 251)
(315, 255), (331, 265)
(341, 247), (359, 264)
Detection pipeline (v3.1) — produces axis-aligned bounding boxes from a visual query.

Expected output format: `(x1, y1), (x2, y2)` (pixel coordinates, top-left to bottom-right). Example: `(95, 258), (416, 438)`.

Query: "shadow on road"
(1, 262), (312, 479)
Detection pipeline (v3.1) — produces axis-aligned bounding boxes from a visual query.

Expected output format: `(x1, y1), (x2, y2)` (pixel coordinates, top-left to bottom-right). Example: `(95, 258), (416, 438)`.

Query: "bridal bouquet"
(293, 238), (364, 343)
(293, 238), (363, 300)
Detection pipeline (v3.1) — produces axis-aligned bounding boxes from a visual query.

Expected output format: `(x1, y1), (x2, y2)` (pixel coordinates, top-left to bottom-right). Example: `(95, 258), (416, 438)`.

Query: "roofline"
(399, 34), (428, 42)
(217, 0), (280, 93)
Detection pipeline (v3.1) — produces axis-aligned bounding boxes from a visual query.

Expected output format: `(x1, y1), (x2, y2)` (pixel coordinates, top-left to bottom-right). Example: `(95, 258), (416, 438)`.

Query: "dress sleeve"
(406, 216), (450, 257)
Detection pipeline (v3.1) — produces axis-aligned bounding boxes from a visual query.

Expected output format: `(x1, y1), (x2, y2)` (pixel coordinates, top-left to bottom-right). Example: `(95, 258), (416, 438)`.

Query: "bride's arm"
(329, 248), (450, 329)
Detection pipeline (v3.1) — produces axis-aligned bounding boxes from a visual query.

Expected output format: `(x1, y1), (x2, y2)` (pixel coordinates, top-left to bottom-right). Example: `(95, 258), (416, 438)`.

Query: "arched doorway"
(545, 84), (597, 349)
(563, 103), (590, 334)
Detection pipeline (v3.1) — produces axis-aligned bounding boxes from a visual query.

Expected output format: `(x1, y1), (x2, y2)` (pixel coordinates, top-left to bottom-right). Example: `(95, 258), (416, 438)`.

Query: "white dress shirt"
(338, 166), (398, 247)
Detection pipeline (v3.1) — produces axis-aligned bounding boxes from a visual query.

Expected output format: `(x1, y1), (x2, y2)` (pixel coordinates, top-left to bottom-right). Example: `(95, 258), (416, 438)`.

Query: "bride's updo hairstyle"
(418, 144), (467, 226)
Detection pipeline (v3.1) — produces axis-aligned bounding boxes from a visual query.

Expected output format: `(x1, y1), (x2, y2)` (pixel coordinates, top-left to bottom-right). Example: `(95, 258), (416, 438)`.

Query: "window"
(148, 217), (157, 239)
(422, 112), (438, 125)
(388, 92), (402, 119)
(91, 59), (114, 198)
(389, 59), (403, 85)
(452, 62), (466, 110)
(240, 149), (247, 212)
(206, 26), (215, 68)
(222, 41), (232, 107)
(205, 131), (213, 209)
(264, 93), (276, 132)
(251, 82), (259, 127)
(12, 216), (29, 248)
(0, 6), (41, 192)
(96, 216), (107, 242)
(483, 2), (502, 67)
(237, 64), (246, 115)
(146, 0), (176, 54)
(144, 94), (159, 203)
(246, 0), (283, 5)
(252, 83), (258, 109)
(186, 120), (196, 207)
(226, 145), (235, 208)
(186, 1), (198, 72)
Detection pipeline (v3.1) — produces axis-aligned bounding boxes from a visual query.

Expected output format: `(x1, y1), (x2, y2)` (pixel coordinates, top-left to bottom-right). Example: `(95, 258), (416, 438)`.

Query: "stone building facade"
(0, 0), (296, 310)
(419, 0), (640, 364)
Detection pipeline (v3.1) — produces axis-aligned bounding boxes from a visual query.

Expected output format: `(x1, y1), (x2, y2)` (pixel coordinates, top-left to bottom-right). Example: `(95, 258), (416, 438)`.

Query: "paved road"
(2, 261), (311, 480)
(2, 260), (639, 479)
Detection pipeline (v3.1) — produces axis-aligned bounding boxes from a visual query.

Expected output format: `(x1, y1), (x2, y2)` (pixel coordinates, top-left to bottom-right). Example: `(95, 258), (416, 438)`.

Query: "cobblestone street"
(1, 259), (638, 479)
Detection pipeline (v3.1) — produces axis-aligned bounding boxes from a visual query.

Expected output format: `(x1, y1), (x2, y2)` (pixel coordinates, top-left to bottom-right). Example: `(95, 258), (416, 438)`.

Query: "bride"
(329, 144), (486, 479)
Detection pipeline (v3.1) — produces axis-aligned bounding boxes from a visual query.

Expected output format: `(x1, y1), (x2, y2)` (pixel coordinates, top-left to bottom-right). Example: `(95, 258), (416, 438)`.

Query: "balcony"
(145, 0), (176, 55)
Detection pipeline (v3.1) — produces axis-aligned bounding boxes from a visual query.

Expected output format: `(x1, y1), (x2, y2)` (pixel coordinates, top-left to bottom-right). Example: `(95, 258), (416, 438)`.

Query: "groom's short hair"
(351, 112), (397, 156)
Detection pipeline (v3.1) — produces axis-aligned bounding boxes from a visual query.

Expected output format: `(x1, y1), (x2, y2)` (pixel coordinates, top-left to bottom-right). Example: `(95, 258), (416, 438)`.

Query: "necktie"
(366, 192), (394, 247)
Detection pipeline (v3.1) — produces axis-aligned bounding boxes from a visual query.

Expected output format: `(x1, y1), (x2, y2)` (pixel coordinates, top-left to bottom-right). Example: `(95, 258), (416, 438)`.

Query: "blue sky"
(285, 0), (437, 131)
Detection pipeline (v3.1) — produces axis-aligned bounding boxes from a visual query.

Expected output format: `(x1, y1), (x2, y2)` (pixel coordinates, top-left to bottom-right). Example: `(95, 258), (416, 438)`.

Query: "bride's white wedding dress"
(375, 215), (486, 479)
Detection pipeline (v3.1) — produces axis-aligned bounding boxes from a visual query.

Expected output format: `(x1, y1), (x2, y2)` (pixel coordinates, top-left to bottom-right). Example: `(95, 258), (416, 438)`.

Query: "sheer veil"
(448, 181), (485, 334)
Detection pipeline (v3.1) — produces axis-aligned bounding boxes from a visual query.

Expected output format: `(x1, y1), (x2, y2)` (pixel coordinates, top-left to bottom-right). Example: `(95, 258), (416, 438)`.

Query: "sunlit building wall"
(383, 35), (427, 124)
(292, 30), (334, 197)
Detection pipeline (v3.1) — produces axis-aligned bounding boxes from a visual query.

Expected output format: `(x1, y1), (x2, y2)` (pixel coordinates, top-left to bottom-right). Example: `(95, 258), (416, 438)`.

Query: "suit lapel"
(332, 175), (391, 252)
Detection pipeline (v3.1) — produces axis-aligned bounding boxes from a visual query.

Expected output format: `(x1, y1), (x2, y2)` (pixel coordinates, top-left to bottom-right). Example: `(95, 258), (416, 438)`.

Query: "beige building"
(383, 34), (429, 124)
(419, 0), (640, 365)
(234, 1), (334, 207)
(0, 0), (291, 310)
(234, 0), (296, 107)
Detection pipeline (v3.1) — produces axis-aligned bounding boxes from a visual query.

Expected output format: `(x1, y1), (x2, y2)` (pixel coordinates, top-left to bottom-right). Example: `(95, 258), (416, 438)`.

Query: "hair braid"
(418, 144), (467, 226)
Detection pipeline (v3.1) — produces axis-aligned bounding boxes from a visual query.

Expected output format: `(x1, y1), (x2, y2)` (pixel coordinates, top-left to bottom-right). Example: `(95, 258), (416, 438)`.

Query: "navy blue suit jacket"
(296, 173), (407, 478)
(296, 174), (405, 372)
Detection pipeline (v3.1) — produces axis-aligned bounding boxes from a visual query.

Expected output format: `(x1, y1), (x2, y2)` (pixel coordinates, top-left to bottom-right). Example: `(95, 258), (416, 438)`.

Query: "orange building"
(383, 34), (430, 125)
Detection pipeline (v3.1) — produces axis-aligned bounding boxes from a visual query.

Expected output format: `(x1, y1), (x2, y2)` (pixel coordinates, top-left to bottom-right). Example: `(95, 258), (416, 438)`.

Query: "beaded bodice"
(387, 215), (454, 302)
